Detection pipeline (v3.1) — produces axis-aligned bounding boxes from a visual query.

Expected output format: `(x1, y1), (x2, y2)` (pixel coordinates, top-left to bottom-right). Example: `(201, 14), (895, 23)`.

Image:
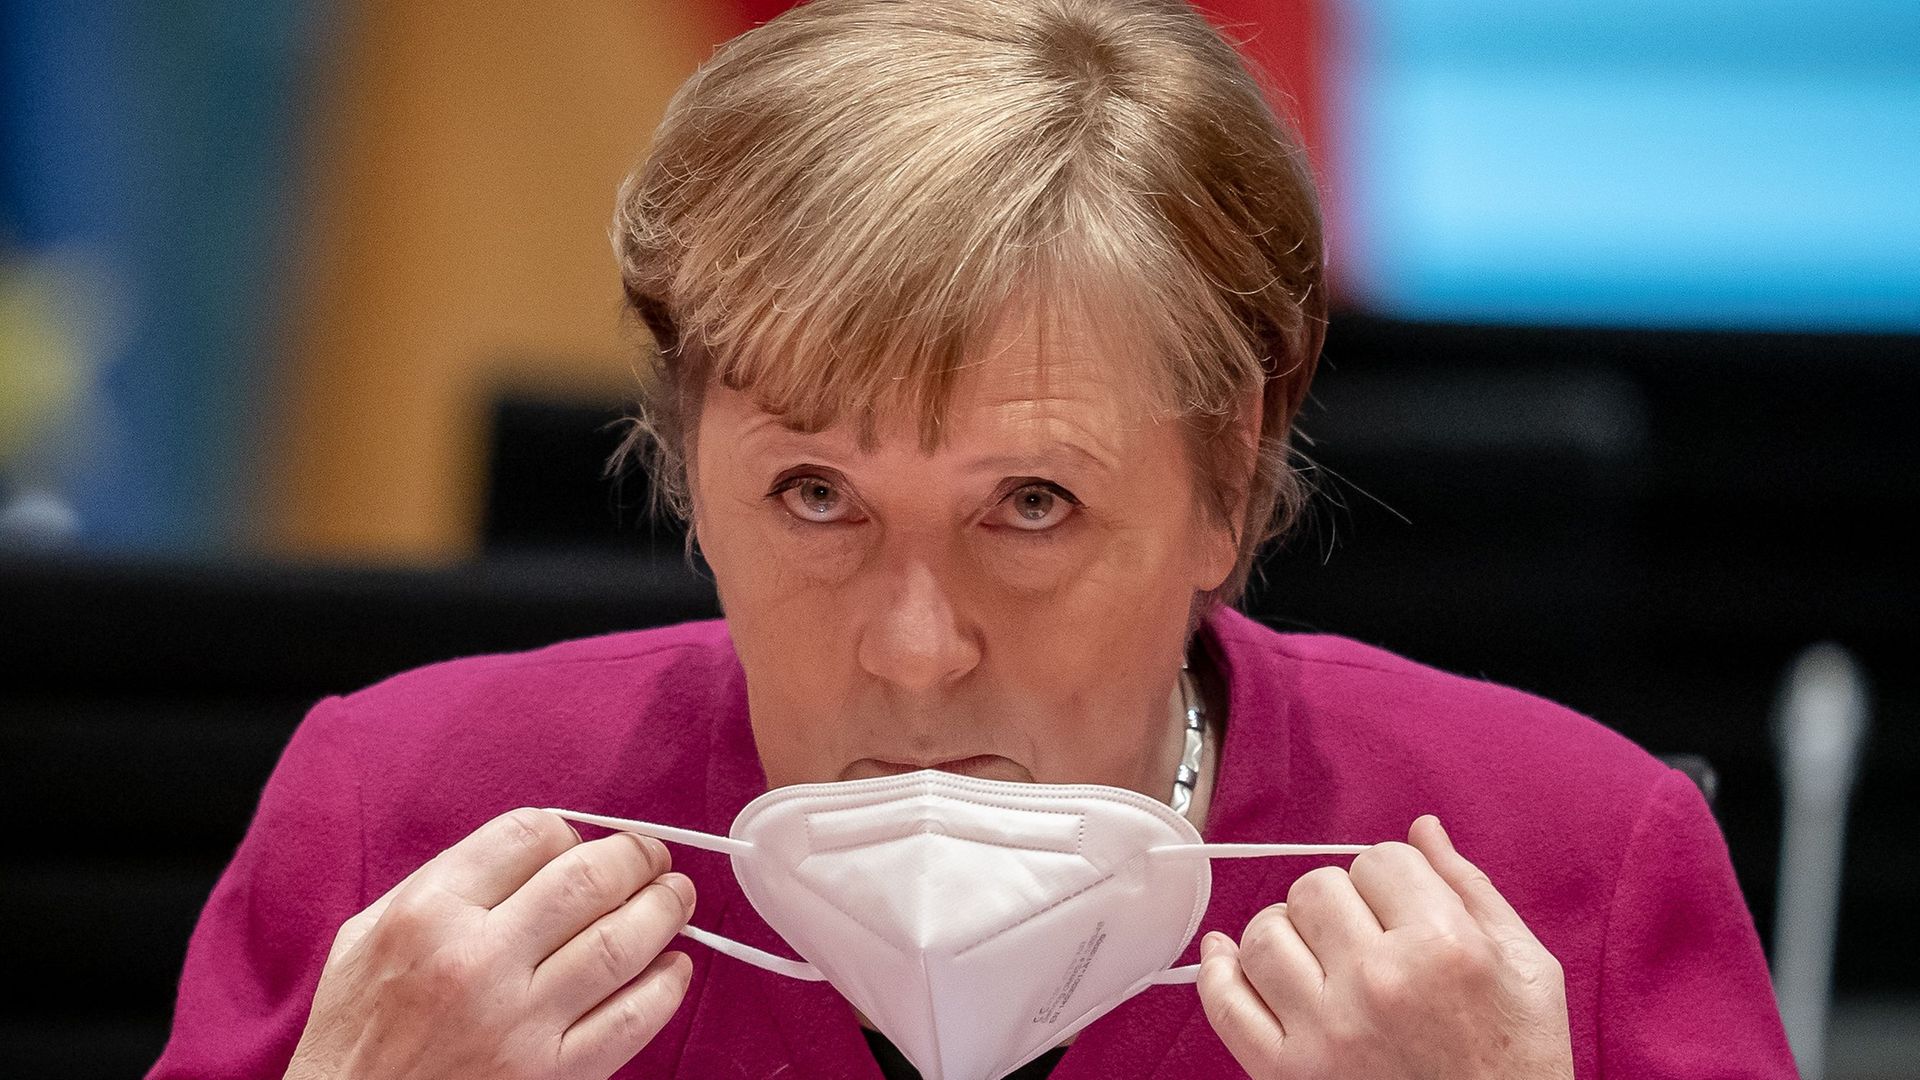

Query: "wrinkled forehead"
(716, 289), (1174, 453)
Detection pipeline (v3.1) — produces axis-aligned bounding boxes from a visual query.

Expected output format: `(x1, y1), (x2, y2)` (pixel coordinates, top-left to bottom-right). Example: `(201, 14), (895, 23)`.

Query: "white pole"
(1771, 642), (1871, 1080)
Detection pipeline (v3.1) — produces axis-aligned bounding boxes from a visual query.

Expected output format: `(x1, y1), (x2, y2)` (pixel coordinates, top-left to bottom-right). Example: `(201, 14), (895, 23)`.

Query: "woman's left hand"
(1197, 815), (1574, 1079)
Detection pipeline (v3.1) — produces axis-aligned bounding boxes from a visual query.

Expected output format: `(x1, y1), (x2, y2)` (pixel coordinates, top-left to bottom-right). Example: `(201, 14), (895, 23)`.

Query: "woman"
(150, 2), (1794, 1078)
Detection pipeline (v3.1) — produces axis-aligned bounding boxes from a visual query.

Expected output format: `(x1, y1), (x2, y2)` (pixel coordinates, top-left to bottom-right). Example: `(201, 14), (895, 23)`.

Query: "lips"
(847, 755), (1032, 782)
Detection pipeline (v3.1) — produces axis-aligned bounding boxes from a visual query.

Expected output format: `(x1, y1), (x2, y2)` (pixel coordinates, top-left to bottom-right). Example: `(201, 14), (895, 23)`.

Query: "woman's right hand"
(285, 807), (696, 1080)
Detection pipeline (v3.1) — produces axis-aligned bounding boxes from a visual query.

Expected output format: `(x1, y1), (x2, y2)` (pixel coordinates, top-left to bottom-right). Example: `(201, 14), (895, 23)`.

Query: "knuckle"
(332, 908), (373, 947)
(1426, 930), (1497, 983)
(1523, 944), (1566, 988)
(616, 966), (687, 1044)
(1356, 953), (1413, 1013)
(590, 921), (632, 981)
(559, 854), (612, 905)
(1287, 865), (1347, 906)
(1540, 948), (1566, 981)
(499, 807), (575, 856)
(1351, 840), (1419, 879)
(370, 895), (436, 951)
(1239, 906), (1287, 958)
(422, 943), (485, 998)
(614, 995), (657, 1045)
(1316, 1001), (1360, 1052)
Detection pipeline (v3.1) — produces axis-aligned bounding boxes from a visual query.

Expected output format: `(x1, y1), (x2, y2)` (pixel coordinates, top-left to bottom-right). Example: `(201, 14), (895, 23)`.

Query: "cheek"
(988, 531), (1195, 709)
(706, 523), (862, 691)
(701, 526), (878, 783)
(723, 584), (864, 787)
(1004, 536), (1193, 666)
(713, 535), (874, 687)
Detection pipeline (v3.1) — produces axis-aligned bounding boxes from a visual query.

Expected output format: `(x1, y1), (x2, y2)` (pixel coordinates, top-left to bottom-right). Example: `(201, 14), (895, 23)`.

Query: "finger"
(1285, 866), (1383, 971)
(407, 807), (581, 910)
(1235, 903), (1324, 1018)
(1408, 816), (1535, 939)
(534, 871), (697, 1021)
(1197, 932), (1291, 1071)
(559, 949), (695, 1078)
(494, 831), (673, 962)
(1347, 840), (1475, 932)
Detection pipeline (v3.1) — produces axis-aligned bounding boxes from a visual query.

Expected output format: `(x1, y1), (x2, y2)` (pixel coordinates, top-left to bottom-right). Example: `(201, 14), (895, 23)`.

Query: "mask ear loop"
(544, 807), (755, 857)
(1151, 842), (1371, 858)
(542, 808), (829, 983)
(1140, 841), (1374, 986)
(679, 924), (828, 981)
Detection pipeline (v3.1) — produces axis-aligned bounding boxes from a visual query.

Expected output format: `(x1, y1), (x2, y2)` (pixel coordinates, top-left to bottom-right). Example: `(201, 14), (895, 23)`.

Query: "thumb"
(1408, 815), (1536, 941)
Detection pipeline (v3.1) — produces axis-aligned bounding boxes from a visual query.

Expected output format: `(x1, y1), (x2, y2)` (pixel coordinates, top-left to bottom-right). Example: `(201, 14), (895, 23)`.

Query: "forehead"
(745, 300), (1167, 452)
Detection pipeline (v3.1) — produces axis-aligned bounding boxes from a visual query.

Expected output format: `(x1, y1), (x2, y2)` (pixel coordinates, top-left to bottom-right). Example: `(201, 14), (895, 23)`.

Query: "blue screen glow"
(1332, 0), (1920, 331)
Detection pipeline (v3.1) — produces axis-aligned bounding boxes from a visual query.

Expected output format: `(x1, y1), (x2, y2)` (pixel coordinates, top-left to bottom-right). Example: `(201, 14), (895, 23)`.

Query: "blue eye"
(775, 475), (855, 523)
(997, 483), (1076, 532)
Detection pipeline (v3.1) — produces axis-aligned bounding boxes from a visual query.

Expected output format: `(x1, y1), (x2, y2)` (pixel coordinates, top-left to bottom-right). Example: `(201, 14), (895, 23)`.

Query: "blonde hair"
(612, 0), (1326, 609)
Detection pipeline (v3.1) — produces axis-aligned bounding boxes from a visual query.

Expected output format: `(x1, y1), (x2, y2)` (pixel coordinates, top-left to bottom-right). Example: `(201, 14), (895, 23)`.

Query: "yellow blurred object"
(265, 0), (736, 560)
(0, 254), (111, 469)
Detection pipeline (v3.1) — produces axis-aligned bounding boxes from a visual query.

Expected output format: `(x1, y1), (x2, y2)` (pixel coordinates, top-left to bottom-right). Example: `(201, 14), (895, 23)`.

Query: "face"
(690, 308), (1240, 798)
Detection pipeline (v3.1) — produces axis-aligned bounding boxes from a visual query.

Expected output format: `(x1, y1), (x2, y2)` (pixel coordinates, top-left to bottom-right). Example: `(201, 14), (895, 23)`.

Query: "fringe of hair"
(610, 0), (1327, 609)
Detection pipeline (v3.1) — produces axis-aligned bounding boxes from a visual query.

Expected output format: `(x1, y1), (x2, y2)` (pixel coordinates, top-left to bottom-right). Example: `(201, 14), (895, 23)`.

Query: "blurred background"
(1, 1), (1914, 1077)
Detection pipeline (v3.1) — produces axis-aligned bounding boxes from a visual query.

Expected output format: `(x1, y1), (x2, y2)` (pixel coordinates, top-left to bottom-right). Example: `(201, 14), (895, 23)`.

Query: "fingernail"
(659, 872), (696, 915)
(1200, 931), (1228, 960)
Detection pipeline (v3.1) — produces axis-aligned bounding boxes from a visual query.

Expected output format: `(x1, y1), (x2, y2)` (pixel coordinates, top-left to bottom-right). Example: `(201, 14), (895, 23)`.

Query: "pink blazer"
(148, 606), (1796, 1079)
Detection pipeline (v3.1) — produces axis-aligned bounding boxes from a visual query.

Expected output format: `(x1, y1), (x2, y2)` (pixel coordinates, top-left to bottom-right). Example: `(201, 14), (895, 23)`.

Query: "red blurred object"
(716, 1), (1326, 164)
(712, 0), (1342, 295)
(1192, 1), (1340, 296)
(1193, 1), (1325, 161)
(725, 0), (801, 29)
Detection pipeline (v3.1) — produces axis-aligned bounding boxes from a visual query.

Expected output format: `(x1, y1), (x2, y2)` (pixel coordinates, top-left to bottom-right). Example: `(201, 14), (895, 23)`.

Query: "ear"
(683, 379), (727, 540)
(1194, 521), (1239, 595)
(684, 459), (708, 538)
(1192, 389), (1265, 593)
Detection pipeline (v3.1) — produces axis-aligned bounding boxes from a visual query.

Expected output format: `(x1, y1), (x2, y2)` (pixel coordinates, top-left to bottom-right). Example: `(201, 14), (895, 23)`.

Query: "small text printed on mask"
(1032, 921), (1107, 1025)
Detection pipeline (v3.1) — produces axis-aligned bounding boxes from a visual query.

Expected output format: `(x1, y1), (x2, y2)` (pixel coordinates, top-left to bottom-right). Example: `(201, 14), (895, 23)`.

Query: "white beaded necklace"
(1168, 661), (1206, 820)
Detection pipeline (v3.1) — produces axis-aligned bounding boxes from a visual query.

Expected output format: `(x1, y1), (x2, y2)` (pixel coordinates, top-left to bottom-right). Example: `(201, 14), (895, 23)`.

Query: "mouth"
(844, 755), (1032, 782)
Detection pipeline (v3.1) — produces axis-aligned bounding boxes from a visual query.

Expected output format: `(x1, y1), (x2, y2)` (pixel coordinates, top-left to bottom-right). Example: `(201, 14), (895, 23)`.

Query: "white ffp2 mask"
(548, 770), (1367, 1080)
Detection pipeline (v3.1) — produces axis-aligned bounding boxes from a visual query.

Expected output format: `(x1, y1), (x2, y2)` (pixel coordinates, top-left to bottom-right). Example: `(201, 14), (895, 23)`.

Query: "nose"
(856, 558), (982, 693)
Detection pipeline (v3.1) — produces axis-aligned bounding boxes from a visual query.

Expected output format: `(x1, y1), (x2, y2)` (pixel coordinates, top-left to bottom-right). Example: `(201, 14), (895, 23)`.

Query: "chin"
(840, 755), (1035, 783)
